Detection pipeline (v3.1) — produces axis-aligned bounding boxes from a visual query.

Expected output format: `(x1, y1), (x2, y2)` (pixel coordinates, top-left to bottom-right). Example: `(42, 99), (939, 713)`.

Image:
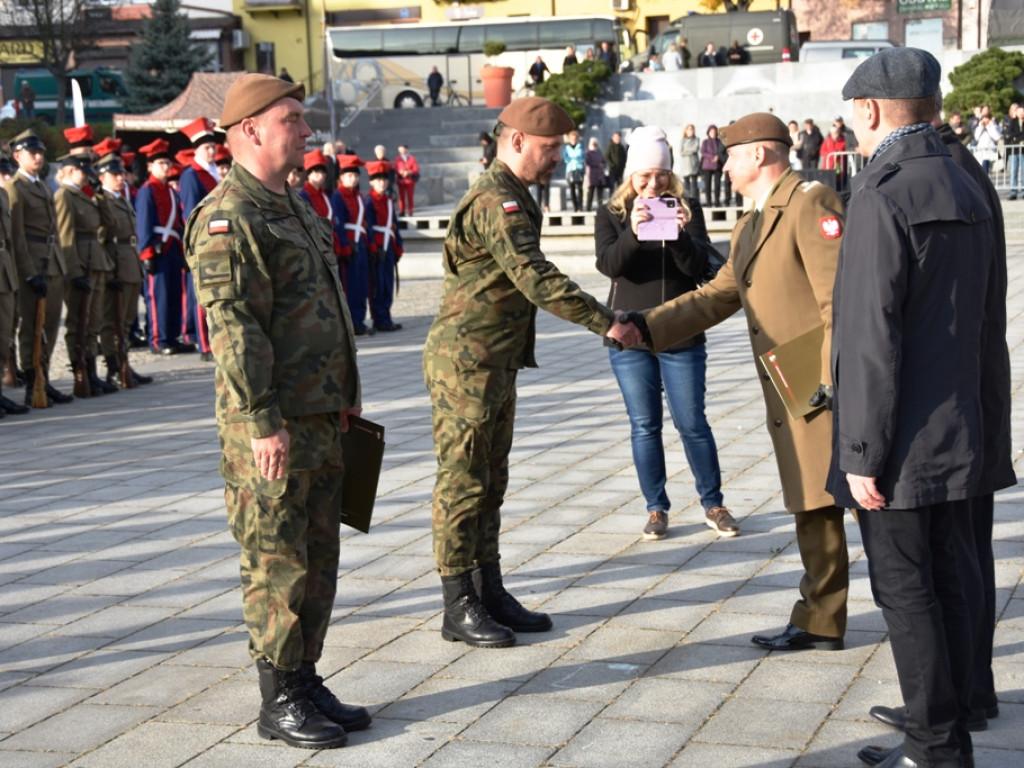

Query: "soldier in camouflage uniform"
(423, 98), (625, 648)
(184, 73), (370, 751)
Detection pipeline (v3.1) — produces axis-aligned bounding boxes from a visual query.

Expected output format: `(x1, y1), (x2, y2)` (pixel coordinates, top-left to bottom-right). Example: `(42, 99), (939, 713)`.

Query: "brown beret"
(220, 73), (306, 129)
(720, 112), (792, 149)
(498, 97), (576, 137)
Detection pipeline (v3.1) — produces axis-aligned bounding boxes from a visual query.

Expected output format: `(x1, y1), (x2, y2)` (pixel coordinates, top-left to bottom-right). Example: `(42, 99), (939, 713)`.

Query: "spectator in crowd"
(278, 68), (293, 83)
(562, 129), (585, 212)
(1004, 102), (1024, 198)
(599, 40), (618, 71)
(335, 139), (356, 157)
(698, 42), (719, 67)
(563, 46), (578, 68)
(322, 141), (338, 190)
(821, 123), (848, 188)
(604, 130), (627, 189)
(974, 104), (1001, 174)
(585, 48), (596, 62)
(664, 43), (683, 71)
(788, 120), (803, 169)
(479, 131), (497, 170)
(373, 144), (396, 200)
(584, 136), (606, 210)
(726, 40), (749, 65)
(647, 54), (664, 72)
(947, 109), (971, 146)
(528, 56), (550, 85)
(833, 115), (858, 151)
(427, 66), (444, 106)
(680, 38), (693, 69)
(394, 144), (419, 216)
(798, 118), (823, 169)
(678, 124), (700, 198)
(968, 104), (983, 133)
(596, 125), (737, 542)
(19, 81), (35, 118)
(286, 167), (304, 190)
(699, 124), (724, 207)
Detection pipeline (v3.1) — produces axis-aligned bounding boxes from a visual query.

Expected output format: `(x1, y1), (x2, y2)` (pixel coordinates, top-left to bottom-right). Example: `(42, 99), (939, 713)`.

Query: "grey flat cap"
(842, 47), (941, 101)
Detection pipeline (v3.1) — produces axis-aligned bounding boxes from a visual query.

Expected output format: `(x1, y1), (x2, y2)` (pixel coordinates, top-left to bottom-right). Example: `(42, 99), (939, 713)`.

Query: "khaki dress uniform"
(645, 168), (848, 638)
(96, 186), (144, 364)
(55, 182), (112, 372)
(5, 170), (67, 374)
(0, 188), (17, 387)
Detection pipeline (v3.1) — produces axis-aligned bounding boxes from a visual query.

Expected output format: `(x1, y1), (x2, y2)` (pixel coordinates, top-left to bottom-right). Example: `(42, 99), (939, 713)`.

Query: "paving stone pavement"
(1, 238), (1022, 768)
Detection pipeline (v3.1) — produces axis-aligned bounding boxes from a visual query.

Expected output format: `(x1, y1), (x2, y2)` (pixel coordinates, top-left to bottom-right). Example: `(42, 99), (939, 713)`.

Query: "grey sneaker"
(643, 510), (668, 540)
(705, 506), (739, 537)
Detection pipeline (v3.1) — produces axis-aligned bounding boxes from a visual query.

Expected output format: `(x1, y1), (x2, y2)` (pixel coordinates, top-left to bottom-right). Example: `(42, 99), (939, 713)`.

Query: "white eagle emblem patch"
(819, 216), (842, 239)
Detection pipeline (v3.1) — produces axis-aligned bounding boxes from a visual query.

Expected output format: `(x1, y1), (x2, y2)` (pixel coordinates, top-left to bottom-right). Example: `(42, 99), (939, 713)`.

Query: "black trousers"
(701, 169), (720, 206)
(961, 494), (996, 713)
(858, 501), (974, 767)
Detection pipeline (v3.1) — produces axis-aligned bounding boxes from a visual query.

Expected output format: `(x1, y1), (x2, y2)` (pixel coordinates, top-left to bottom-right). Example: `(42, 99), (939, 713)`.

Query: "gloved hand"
(71, 276), (92, 293)
(26, 274), (47, 297)
(106, 276), (124, 292)
(808, 383), (834, 410)
(143, 258), (159, 275)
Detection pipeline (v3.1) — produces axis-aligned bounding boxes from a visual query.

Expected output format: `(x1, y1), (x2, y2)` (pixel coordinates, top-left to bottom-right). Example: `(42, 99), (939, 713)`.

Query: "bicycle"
(445, 80), (469, 107)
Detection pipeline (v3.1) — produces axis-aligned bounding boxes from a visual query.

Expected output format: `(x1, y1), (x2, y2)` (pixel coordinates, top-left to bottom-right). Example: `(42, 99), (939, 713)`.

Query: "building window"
(852, 21), (890, 41)
(905, 17), (943, 54)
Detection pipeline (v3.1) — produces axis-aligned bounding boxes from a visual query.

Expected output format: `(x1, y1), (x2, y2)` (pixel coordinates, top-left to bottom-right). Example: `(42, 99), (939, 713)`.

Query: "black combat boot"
(43, 369), (73, 404)
(0, 383), (29, 415)
(478, 561), (553, 633)
(298, 662), (371, 731)
(256, 659), (348, 749)
(130, 365), (153, 385)
(105, 354), (122, 387)
(440, 571), (516, 648)
(88, 357), (117, 394)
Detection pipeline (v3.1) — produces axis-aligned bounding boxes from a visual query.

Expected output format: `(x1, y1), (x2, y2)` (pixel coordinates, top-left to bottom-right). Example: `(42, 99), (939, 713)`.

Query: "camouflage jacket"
(424, 158), (613, 370)
(184, 162), (360, 440)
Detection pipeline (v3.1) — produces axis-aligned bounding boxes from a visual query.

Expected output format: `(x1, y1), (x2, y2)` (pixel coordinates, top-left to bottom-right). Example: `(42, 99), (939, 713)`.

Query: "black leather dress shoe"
(151, 345), (178, 356)
(857, 744), (897, 766)
(869, 704), (907, 730)
(874, 748), (918, 768)
(751, 623), (843, 651)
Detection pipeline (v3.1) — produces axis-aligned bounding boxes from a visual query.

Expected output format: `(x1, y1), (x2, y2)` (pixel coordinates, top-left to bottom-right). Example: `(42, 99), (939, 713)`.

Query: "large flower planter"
(480, 66), (515, 107)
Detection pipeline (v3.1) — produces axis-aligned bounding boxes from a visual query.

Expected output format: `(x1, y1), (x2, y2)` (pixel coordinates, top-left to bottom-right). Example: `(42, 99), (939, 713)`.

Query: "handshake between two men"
(608, 310), (649, 350)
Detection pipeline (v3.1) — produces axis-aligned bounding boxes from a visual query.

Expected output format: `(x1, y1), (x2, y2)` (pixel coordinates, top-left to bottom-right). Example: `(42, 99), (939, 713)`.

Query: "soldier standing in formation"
(424, 97), (625, 648)
(185, 72), (370, 751)
(95, 152), (153, 387)
(55, 151), (118, 396)
(334, 156), (373, 335)
(0, 162), (29, 416)
(136, 138), (191, 355)
(6, 130), (72, 406)
(365, 159), (402, 332)
(300, 148), (351, 274)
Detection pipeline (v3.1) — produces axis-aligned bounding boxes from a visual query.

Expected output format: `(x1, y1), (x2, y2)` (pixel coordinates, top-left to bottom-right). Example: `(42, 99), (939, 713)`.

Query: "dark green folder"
(758, 324), (826, 420)
(340, 416), (385, 533)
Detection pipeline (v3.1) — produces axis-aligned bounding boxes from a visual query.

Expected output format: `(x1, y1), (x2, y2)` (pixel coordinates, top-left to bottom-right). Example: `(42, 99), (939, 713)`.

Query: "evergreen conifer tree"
(124, 0), (213, 113)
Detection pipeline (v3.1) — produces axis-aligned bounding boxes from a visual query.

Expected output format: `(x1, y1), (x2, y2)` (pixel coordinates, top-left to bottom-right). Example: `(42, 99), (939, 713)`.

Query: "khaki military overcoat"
(646, 169), (843, 513)
(55, 184), (112, 279)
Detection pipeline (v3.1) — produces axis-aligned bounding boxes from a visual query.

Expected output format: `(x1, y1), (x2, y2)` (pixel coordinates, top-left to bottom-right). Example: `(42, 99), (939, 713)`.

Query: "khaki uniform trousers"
(791, 505), (849, 637)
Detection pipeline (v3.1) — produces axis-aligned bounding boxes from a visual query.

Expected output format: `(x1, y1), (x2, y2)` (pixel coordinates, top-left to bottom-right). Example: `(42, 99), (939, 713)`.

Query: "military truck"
(11, 68), (130, 124)
(628, 10), (801, 70)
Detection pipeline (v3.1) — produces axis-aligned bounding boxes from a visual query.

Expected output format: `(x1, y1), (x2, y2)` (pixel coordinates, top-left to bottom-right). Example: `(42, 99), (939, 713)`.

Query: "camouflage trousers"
(220, 413), (345, 671)
(425, 355), (517, 577)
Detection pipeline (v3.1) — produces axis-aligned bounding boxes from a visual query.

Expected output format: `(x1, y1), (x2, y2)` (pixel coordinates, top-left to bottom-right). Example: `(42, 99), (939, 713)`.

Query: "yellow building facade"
(234, 0), (781, 92)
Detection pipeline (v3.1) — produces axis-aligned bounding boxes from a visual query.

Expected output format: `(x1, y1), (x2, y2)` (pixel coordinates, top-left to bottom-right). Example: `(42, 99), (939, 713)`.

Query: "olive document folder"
(757, 324), (826, 420)
(340, 416), (385, 533)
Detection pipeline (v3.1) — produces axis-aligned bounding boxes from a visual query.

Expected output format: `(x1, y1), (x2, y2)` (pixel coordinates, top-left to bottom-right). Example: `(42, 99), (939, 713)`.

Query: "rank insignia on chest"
(208, 219), (231, 235)
(502, 200), (520, 214)
(819, 216), (842, 239)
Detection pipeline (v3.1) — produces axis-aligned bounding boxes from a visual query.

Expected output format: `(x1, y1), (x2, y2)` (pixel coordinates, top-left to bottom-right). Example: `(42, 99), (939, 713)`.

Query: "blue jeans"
(1008, 145), (1022, 193)
(609, 344), (723, 513)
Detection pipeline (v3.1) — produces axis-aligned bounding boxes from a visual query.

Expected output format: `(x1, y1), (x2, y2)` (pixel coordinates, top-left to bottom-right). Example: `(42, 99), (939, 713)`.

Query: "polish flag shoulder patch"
(502, 200), (520, 214)
(208, 218), (231, 235)
(819, 216), (842, 239)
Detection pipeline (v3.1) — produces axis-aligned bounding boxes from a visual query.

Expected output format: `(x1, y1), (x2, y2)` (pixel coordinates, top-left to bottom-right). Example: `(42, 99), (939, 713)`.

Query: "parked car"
(799, 40), (896, 63)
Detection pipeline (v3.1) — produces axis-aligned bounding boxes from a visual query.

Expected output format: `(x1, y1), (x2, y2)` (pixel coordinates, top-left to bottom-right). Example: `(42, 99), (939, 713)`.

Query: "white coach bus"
(326, 16), (634, 110)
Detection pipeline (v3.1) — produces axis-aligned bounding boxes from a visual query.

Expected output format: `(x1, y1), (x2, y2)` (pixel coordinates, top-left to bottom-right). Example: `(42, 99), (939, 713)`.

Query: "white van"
(800, 40), (895, 63)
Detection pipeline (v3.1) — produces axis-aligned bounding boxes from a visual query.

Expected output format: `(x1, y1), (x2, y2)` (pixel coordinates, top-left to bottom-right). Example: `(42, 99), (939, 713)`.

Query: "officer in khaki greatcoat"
(94, 153), (152, 387)
(0, 177), (29, 416)
(55, 152), (117, 396)
(4, 130), (72, 406)
(423, 98), (619, 649)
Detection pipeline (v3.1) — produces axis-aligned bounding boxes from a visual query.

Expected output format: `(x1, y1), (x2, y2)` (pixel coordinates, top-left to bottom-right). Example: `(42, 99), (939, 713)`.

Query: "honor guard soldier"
(214, 144), (233, 178)
(5, 130), (73, 406)
(55, 152), (118, 396)
(424, 98), (620, 647)
(184, 72), (370, 751)
(333, 156), (373, 334)
(300, 148), (351, 272)
(179, 117), (221, 361)
(0, 167), (29, 415)
(0, 153), (22, 393)
(136, 138), (190, 355)
(64, 125), (95, 160)
(365, 160), (402, 332)
(95, 153), (153, 387)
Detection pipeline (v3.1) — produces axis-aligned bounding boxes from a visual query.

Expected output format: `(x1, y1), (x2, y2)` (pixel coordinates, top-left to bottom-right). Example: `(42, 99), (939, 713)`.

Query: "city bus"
(326, 16), (634, 110)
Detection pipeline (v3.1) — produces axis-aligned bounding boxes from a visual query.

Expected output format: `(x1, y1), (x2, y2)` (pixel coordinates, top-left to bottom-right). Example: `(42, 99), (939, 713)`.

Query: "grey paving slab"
(62, 721), (239, 768)
(460, 694), (606, 746)
(551, 717), (695, 767)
